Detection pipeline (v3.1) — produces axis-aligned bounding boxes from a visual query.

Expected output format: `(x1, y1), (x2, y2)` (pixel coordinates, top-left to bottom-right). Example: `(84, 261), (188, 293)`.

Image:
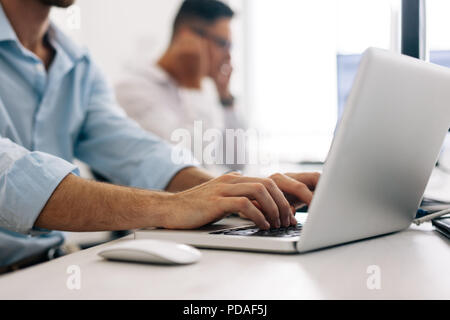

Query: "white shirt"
(115, 63), (245, 171)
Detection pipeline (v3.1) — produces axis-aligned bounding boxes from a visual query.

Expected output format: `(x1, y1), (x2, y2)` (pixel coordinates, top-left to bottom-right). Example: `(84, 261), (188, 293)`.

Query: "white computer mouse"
(98, 239), (202, 265)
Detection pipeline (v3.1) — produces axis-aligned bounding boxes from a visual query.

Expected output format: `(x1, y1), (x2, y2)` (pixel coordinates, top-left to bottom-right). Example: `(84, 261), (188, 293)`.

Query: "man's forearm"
(35, 174), (173, 232)
(165, 167), (214, 192)
(35, 167), (213, 232)
(34, 167), (320, 233)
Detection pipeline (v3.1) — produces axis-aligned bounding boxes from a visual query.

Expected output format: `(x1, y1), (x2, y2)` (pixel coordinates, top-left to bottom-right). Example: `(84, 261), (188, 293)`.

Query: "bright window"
(245, 0), (400, 162)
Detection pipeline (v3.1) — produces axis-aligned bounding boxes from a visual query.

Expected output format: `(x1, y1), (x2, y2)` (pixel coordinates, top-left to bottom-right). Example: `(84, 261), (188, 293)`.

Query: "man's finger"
(270, 174), (314, 206)
(284, 172), (321, 191)
(229, 176), (291, 228)
(221, 197), (270, 230)
(222, 183), (280, 228)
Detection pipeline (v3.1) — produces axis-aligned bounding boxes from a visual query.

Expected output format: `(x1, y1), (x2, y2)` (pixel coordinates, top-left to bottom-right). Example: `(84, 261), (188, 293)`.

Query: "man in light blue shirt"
(0, 0), (319, 272)
(0, 0), (195, 267)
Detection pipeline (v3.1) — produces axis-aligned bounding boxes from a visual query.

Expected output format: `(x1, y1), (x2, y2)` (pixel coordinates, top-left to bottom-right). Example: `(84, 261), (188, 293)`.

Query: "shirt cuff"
(1, 151), (78, 235)
(129, 143), (200, 191)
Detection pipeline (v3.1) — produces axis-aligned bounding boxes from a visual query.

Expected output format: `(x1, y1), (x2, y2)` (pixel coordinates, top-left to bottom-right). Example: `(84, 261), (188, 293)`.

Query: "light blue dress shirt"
(0, 6), (195, 267)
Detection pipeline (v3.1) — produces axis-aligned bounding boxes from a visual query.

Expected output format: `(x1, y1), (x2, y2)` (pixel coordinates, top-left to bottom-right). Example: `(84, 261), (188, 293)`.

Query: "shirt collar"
(148, 64), (178, 87)
(0, 4), (87, 62)
(48, 21), (88, 62)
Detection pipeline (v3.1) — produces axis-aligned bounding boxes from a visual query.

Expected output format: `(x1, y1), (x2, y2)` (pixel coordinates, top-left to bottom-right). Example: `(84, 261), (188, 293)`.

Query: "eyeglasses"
(190, 26), (232, 51)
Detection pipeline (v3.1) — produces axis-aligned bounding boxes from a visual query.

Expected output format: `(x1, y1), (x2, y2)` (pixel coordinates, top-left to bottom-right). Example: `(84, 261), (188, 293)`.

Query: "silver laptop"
(135, 47), (450, 253)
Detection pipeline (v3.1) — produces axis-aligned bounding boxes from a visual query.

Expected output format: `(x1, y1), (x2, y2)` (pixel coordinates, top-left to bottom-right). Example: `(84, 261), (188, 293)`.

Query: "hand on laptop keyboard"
(164, 171), (319, 232)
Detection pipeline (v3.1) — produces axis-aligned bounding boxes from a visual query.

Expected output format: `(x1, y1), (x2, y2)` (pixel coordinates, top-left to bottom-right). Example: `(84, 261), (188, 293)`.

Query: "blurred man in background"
(116, 0), (244, 171)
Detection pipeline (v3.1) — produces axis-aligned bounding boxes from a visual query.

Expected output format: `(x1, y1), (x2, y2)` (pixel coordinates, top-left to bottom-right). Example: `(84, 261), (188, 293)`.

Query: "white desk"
(0, 218), (449, 300)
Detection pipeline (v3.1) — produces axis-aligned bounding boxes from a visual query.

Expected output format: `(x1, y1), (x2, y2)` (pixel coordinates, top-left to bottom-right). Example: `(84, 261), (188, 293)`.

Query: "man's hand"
(35, 170), (319, 234)
(163, 172), (320, 231)
(270, 172), (320, 211)
(169, 29), (209, 88)
(236, 172), (320, 227)
(213, 60), (234, 104)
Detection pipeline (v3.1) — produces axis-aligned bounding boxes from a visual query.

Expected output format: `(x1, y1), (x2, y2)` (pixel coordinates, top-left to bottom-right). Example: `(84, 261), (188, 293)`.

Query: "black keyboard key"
(211, 224), (302, 238)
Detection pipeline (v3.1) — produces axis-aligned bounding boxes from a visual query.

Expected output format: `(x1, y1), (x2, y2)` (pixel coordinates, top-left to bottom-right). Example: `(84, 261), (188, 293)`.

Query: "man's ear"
(171, 27), (185, 43)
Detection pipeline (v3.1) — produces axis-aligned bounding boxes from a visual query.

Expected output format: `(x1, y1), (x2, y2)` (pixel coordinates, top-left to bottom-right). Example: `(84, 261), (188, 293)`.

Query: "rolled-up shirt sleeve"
(0, 138), (78, 234)
(75, 64), (198, 190)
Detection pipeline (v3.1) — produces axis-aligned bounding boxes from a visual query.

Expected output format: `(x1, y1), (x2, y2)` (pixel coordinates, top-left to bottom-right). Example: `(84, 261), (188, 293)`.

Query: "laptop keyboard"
(210, 223), (303, 238)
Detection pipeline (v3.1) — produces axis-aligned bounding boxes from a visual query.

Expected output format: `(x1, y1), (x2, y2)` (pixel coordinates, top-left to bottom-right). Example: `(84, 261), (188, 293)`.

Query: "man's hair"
(39, 0), (75, 8)
(173, 0), (234, 34)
